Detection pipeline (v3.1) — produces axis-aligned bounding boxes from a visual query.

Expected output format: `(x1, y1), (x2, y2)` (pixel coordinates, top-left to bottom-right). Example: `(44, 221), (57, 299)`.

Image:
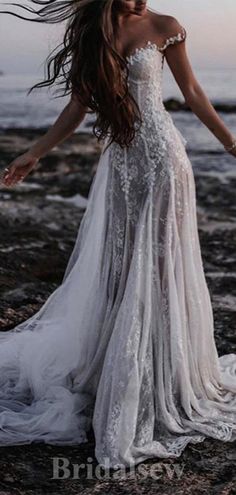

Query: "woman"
(0, 0), (236, 470)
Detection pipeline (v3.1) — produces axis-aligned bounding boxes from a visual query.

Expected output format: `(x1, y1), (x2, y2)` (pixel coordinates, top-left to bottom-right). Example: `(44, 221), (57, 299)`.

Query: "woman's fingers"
(2, 163), (27, 187)
(4, 171), (25, 187)
(1, 152), (39, 187)
(2, 166), (17, 186)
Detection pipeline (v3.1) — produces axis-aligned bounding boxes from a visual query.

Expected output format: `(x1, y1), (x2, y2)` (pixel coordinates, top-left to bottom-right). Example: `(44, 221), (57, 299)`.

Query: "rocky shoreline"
(164, 98), (236, 113)
(0, 127), (236, 494)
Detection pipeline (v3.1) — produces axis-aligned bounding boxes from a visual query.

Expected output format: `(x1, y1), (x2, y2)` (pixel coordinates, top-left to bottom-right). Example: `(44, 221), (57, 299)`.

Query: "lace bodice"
(107, 25), (188, 206)
(125, 26), (186, 118)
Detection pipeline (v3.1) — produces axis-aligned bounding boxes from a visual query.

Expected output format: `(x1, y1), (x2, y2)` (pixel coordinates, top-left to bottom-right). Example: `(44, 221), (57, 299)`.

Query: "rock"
(164, 98), (236, 113)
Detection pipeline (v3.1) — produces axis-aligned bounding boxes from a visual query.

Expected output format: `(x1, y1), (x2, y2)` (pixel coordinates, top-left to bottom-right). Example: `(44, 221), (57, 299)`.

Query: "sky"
(0, 0), (236, 75)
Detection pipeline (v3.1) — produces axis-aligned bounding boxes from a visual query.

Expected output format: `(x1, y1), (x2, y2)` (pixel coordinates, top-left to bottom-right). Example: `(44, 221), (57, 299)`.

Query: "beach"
(0, 93), (236, 491)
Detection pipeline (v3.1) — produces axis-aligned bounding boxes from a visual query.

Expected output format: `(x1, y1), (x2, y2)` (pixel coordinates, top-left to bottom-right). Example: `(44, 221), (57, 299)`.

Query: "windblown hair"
(2, 0), (143, 149)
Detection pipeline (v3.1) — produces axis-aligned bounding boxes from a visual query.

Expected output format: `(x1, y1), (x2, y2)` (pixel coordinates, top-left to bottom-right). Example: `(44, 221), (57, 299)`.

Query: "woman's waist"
(137, 107), (174, 132)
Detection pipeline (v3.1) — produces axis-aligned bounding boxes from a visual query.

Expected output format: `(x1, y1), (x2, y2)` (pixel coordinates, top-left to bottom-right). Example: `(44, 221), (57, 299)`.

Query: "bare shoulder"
(148, 10), (184, 38)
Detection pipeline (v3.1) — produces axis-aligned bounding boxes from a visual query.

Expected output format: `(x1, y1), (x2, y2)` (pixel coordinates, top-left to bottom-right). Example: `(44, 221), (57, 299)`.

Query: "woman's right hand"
(1, 151), (40, 188)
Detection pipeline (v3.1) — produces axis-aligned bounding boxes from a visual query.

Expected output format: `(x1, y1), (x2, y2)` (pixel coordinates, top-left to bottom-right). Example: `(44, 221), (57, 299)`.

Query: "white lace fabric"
(0, 27), (236, 470)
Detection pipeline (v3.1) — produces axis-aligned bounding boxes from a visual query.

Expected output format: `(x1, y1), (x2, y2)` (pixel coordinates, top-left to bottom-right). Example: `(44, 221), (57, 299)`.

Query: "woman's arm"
(164, 23), (236, 153)
(29, 92), (88, 159)
(2, 92), (88, 187)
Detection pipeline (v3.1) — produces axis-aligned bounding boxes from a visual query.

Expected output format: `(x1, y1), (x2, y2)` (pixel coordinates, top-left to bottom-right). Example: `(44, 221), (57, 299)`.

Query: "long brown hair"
(1, 0), (143, 149)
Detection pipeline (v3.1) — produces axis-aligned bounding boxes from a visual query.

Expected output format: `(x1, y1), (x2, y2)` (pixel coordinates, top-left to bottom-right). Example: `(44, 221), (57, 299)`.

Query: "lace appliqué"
(125, 26), (187, 65)
(126, 41), (161, 66)
(158, 26), (187, 52)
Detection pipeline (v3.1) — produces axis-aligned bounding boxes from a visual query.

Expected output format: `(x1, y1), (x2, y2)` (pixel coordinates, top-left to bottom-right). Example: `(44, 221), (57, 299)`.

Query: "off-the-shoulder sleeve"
(158, 25), (187, 53)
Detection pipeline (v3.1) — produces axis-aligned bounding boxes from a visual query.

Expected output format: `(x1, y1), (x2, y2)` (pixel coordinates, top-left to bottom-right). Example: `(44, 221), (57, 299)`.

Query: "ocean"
(0, 67), (236, 155)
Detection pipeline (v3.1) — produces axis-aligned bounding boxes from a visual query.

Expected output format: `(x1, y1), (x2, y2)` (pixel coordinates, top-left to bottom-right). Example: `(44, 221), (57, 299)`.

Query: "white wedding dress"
(0, 26), (236, 470)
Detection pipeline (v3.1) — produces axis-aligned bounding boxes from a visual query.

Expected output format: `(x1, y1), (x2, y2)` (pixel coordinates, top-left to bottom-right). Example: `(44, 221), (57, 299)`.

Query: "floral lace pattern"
(93, 27), (236, 468)
(106, 37), (190, 283)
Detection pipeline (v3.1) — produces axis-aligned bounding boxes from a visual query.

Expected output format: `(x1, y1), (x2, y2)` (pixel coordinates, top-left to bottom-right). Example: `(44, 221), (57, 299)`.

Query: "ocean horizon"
(0, 67), (235, 130)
